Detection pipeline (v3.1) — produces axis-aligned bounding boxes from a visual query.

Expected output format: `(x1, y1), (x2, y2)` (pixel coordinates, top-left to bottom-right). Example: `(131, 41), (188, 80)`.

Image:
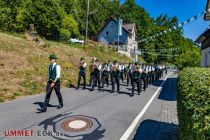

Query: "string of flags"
(141, 51), (179, 57)
(139, 47), (180, 51)
(138, 9), (209, 44)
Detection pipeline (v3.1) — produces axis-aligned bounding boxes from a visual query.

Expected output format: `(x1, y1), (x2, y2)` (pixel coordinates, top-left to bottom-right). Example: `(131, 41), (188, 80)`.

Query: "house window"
(106, 31), (109, 36)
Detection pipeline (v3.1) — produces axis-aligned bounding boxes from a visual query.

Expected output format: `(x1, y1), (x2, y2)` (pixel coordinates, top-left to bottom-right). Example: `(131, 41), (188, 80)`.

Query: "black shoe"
(37, 107), (47, 112)
(110, 91), (114, 93)
(57, 104), (63, 109)
(130, 94), (134, 97)
(83, 87), (86, 89)
(118, 90), (121, 94)
(90, 89), (94, 91)
(76, 87), (79, 89)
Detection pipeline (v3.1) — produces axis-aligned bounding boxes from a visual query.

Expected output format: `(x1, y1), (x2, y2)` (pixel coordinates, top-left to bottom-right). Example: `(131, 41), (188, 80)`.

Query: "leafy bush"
(59, 28), (71, 42)
(177, 68), (210, 140)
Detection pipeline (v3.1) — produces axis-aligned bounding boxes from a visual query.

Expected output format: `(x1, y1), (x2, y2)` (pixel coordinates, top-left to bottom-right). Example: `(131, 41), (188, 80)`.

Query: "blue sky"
(121, 0), (210, 41)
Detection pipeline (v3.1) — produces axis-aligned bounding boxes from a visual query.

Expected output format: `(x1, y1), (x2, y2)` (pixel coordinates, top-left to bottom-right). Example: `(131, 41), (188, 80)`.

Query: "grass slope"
(0, 32), (131, 102)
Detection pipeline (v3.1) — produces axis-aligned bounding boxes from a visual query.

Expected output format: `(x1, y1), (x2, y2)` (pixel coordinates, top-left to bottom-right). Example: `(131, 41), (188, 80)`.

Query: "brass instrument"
(113, 64), (119, 72)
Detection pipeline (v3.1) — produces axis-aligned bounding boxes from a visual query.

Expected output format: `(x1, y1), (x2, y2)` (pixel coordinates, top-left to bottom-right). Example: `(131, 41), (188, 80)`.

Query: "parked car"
(69, 38), (84, 44)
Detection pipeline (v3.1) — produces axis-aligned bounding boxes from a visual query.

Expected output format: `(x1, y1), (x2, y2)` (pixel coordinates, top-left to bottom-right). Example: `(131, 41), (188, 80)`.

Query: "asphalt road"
(0, 72), (178, 140)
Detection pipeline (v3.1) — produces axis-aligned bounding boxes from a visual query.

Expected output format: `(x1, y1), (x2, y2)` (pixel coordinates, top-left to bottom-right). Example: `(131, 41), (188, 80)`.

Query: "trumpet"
(113, 64), (119, 71)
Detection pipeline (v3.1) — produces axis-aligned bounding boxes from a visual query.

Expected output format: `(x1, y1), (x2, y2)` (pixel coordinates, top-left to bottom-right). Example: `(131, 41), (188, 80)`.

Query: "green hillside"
(0, 32), (131, 102)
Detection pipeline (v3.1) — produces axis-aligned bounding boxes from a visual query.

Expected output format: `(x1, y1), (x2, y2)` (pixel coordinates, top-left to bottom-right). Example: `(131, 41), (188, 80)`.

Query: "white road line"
(120, 73), (171, 140)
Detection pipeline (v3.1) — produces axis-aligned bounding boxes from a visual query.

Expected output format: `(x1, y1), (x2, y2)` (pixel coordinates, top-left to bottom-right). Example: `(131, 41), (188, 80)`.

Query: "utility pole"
(84, 0), (90, 47)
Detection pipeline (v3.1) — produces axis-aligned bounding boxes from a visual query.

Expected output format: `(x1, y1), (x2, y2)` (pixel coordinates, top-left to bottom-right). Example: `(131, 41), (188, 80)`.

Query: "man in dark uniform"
(90, 59), (101, 91)
(39, 54), (63, 112)
(76, 57), (86, 89)
(127, 62), (134, 86)
(141, 64), (147, 91)
(101, 63), (109, 88)
(131, 62), (142, 97)
(89, 57), (96, 86)
(111, 60), (121, 93)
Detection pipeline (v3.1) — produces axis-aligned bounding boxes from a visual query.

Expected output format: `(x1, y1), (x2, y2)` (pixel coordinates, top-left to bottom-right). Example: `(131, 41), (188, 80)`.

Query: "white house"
(96, 17), (138, 59)
(196, 28), (210, 67)
(195, 0), (210, 67)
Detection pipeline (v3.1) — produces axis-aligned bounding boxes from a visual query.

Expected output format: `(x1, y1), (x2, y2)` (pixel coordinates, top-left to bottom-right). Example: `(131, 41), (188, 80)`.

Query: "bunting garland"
(138, 8), (209, 44)
(141, 51), (179, 57)
(139, 47), (180, 51)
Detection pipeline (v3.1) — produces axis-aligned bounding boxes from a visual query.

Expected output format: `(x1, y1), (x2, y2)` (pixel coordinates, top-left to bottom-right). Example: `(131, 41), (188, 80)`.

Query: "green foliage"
(59, 28), (71, 42)
(0, 0), (201, 66)
(62, 14), (79, 38)
(178, 68), (210, 140)
(174, 39), (200, 70)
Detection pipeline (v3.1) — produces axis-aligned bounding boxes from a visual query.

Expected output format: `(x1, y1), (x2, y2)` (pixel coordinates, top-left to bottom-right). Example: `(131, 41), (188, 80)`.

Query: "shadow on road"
(38, 113), (105, 140)
(133, 119), (178, 140)
(152, 80), (164, 87)
(158, 78), (177, 101)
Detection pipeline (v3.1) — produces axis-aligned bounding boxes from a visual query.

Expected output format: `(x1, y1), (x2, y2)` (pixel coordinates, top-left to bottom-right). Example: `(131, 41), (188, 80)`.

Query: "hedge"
(177, 67), (210, 140)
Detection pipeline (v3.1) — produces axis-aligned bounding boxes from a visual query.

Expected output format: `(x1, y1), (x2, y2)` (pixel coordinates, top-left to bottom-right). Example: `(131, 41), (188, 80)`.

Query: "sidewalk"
(132, 73), (178, 140)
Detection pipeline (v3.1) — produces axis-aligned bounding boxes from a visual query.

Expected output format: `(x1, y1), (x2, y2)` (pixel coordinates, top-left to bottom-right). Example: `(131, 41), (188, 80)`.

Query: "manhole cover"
(55, 115), (101, 137)
(61, 117), (93, 132)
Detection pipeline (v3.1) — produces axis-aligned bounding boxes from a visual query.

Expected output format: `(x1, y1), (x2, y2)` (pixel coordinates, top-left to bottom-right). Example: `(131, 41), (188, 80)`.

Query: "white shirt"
(49, 62), (61, 79)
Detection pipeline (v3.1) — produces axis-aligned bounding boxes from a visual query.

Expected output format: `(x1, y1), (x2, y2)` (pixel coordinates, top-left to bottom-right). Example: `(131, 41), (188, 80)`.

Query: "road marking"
(120, 73), (171, 140)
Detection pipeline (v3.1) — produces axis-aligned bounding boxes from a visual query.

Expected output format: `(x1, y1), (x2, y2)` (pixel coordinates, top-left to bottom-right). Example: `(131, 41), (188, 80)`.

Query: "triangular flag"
(193, 16), (198, 20)
(190, 17), (194, 21)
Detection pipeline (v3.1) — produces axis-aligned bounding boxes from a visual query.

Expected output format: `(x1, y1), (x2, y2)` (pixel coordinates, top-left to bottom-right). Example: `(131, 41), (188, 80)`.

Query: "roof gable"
(97, 17), (136, 36)
(123, 24), (136, 33)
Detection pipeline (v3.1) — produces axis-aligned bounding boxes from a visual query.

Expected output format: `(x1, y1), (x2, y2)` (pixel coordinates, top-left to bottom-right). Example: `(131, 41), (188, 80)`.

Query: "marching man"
(131, 62), (142, 96)
(39, 54), (63, 112)
(76, 57), (86, 89)
(90, 59), (101, 91)
(111, 60), (121, 93)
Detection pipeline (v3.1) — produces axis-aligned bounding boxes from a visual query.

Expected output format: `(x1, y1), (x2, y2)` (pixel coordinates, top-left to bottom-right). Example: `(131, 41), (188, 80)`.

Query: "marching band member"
(111, 60), (121, 93)
(89, 57), (96, 86)
(119, 63), (124, 82)
(141, 64), (147, 91)
(131, 62), (142, 96)
(127, 62), (135, 86)
(101, 63), (110, 88)
(76, 57), (86, 89)
(90, 59), (101, 91)
(40, 54), (63, 112)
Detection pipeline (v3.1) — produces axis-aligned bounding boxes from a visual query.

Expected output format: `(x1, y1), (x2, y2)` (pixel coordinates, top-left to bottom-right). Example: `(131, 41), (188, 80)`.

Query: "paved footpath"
(0, 72), (178, 140)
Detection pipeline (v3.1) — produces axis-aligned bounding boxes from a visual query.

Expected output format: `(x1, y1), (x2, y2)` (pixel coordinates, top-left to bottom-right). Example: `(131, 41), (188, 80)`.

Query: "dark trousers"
(112, 76), (120, 92)
(165, 69), (167, 75)
(141, 77), (147, 90)
(132, 78), (142, 95)
(77, 72), (86, 88)
(127, 73), (133, 86)
(44, 81), (63, 108)
(89, 73), (94, 86)
(101, 75), (109, 87)
(91, 75), (100, 91)
(148, 74), (152, 85)
(124, 70), (127, 79)
(120, 72), (124, 82)
(152, 73), (155, 83)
